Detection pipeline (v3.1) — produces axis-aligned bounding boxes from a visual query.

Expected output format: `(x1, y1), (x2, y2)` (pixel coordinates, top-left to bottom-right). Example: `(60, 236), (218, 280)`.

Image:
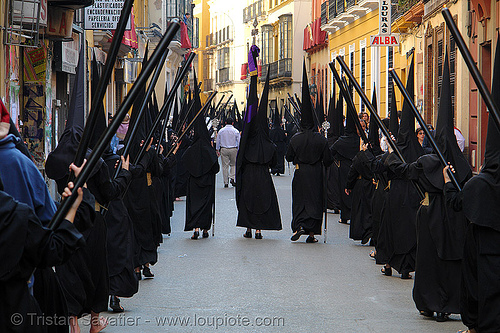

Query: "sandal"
(381, 266), (392, 276)
(291, 227), (305, 241)
(306, 236), (318, 243)
(369, 250), (376, 259)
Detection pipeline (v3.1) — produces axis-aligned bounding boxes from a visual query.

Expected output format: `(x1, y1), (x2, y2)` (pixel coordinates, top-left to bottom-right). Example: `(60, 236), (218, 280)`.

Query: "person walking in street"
(216, 117), (240, 187)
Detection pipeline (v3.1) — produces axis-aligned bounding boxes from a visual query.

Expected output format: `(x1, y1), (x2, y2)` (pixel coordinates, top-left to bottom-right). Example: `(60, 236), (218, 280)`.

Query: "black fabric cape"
(286, 131), (333, 234)
(326, 90), (342, 210)
(123, 149), (162, 267)
(0, 190), (84, 333)
(385, 58), (422, 274)
(346, 150), (375, 244)
(387, 153), (470, 313)
(183, 70), (220, 231)
(56, 162), (130, 316)
(236, 71), (282, 230)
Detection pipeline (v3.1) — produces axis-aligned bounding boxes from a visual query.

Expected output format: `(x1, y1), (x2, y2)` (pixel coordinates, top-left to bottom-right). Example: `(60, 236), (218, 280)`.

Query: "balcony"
(322, 0), (377, 32)
(243, 0), (265, 24)
(260, 58), (292, 82)
(392, 0), (424, 32)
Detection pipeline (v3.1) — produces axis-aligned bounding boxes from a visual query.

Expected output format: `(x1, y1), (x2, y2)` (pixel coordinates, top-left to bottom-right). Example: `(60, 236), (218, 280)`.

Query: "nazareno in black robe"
(286, 62), (333, 234)
(387, 153), (470, 314)
(365, 152), (390, 262)
(269, 111), (286, 175)
(330, 106), (359, 223)
(326, 89), (343, 211)
(0, 190), (85, 333)
(123, 148), (162, 268)
(443, 37), (500, 332)
(55, 159), (131, 316)
(236, 71), (282, 231)
(384, 58), (423, 275)
(100, 152), (139, 298)
(183, 70), (220, 231)
(346, 150), (375, 244)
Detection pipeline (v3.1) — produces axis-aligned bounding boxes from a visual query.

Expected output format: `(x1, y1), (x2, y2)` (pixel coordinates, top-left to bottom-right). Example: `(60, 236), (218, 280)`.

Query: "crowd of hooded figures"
(1, 39), (500, 333)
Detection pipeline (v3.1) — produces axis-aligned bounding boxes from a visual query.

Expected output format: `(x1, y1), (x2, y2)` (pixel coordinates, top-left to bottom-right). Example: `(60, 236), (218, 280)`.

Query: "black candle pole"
(48, 23), (180, 230)
(389, 68), (462, 191)
(70, 0), (134, 181)
(442, 7), (500, 132)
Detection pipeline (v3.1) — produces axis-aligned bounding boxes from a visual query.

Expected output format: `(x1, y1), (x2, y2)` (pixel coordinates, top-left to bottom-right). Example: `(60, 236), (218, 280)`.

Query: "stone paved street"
(88, 166), (465, 332)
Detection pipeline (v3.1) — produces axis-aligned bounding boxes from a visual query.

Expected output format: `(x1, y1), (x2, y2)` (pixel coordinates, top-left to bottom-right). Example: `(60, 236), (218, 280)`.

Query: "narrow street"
(91, 166), (464, 332)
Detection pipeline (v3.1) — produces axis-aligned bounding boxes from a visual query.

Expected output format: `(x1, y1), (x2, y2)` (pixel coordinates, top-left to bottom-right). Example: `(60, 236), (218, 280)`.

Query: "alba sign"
(370, 0), (399, 47)
(370, 34), (400, 47)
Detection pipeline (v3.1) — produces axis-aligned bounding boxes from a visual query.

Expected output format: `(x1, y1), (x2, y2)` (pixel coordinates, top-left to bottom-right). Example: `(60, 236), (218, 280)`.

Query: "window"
(449, 33), (456, 122)
(227, 25), (230, 40)
(387, 46), (394, 115)
(278, 14), (292, 60)
(360, 47), (366, 111)
(261, 24), (274, 65)
(218, 47), (230, 69)
(192, 17), (199, 48)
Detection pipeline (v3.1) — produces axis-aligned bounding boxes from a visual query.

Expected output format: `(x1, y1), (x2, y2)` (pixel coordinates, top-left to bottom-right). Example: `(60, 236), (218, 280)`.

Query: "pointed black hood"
(434, 52), (471, 184)
(171, 97), (179, 130)
(461, 34), (500, 231)
(368, 88), (383, 155)
(183, 68), (218, 177)
(397, 57), (424, 162)
(89, 53), (107, 150)
(300, 61), (315, 131)
(46, 47), (86, 181)
(332, 80), (359, 160)
(245, 69), (275, 164)
(316, 89), (325, 125)
(123, 43), (149, 159)
(326, 87), (336, 138)
(481, 35), (500, 181)
(389, 87), (399, 136)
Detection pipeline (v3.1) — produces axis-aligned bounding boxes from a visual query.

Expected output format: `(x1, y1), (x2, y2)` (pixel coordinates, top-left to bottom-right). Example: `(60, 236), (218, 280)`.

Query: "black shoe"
(143, 266), (154, 278)
(243, 230), (252, 238)
(381, 266), (392, 276)
(420, 310), (434, 318)
(436, 313), (449, 322)
(109, 295), (124, 313)
(202, 230), (209, 238)
(191, 231), (199, 240)
(230, 179), (236, 187)
(338, 219), (349, 225)
(401, 272), (412, 279)
(135, 271), (142, 281)
(291, 227), (305, 241)
(333, 209), (340, 214)
(255, 232), (263, 239)
(306, 236), (318, 243)
(224, 184), (228, 188)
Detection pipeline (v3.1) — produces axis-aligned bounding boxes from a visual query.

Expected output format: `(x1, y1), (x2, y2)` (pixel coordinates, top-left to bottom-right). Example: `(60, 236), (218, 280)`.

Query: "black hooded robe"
(0, 191), (85, 333)
(56, 161), (131, 316)
(270, 125), (287, 175)
(287, 131), (333, 234)
(387, 153), (470, 314)
(236, 134), (282, 231)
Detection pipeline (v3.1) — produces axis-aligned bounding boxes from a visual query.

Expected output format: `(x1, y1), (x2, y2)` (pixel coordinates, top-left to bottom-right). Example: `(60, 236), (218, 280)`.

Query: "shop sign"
(46, 7), (74, 38)
(370, 34), (400, 47)
(84, 0), (131, 30)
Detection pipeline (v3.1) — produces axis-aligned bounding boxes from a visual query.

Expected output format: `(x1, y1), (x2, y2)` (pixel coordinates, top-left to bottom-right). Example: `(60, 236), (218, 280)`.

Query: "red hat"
(0, 99), (10, 139)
